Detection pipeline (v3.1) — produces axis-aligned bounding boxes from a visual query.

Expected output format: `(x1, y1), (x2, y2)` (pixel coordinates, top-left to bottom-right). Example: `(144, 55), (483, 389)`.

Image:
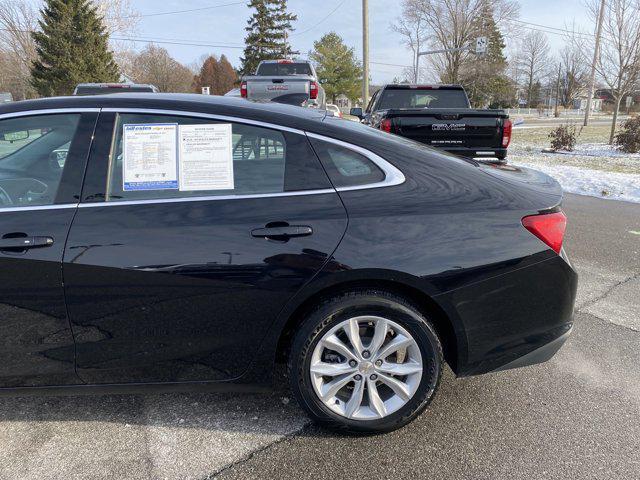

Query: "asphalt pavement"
(1, 193), (639, 480)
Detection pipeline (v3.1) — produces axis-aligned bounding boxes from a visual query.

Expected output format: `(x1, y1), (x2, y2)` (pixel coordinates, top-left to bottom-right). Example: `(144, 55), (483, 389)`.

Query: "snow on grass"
(511, 159), (640, 204)
(510, 143), (640, 175)
(541, 143), (640, 159)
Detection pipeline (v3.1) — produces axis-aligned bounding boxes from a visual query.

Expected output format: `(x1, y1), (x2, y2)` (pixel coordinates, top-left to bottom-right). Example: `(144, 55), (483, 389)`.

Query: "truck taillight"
(502, 118), (512, 147)
(240, 81), (247, 98)
(380, 118), (392, 133)
(522, 211), (567, 254)
(309, 81), (319, 100)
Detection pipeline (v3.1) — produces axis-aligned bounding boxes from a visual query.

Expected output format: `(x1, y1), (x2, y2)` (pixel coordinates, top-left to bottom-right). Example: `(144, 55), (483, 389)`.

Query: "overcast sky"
(120, 0), (594, 83)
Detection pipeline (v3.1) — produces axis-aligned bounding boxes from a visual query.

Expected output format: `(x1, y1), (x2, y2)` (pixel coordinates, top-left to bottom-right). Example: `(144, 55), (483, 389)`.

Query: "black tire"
(288, 289), (443, 434)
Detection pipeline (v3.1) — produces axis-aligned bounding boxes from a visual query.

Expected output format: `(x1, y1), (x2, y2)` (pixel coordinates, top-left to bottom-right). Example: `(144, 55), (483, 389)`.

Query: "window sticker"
(122, 123), (178, 191)
(178, 124), (234, 191)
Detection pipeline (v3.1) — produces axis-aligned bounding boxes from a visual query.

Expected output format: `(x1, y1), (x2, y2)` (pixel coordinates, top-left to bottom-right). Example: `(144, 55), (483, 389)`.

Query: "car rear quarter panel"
(266, 124), (576, 377)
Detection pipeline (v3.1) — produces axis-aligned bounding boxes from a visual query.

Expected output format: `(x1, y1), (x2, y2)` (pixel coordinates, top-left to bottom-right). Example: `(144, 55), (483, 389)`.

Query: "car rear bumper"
(491, 325), (572, 372)
(436, 253), (578, 377)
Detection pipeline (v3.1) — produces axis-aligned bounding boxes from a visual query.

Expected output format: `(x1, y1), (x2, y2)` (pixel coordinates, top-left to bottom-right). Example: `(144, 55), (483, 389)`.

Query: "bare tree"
(515, 30), (551, 107)
(0, 0), (38, 99)
(131, 44), (194, 93)
(408, 0), (519, 83)
(390, 0), (429, 83)
(559, 38), (588, 108)
(92, 0), (140, 36)
(589, 0), (640, 143)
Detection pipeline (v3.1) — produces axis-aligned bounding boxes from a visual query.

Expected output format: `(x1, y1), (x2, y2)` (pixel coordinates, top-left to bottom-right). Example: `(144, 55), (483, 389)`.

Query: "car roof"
(0, 93), (328, 131)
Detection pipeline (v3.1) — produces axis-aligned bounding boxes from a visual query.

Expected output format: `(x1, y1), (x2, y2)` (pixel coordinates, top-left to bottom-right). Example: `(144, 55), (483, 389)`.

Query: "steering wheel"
(0, 185), (12, 206)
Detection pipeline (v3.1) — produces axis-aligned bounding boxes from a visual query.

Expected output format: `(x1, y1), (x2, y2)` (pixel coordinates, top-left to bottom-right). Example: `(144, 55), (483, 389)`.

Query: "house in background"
(573, 95), (603, 112)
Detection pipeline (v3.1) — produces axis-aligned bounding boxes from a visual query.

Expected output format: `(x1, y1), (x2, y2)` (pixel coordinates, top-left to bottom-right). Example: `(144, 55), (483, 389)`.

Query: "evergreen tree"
(240, 0), (297, 76)
(460, 2), (514, 108)
(310, 32), (362, 103)
(31, 0), (119, 97)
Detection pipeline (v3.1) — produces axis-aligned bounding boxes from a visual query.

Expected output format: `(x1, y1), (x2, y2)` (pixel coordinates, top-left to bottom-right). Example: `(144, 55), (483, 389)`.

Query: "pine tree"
(239, 0), (297, 76)
(31, 0), (119, 97)
(310, 32), (362, 103)
(460, 2), (514, 108)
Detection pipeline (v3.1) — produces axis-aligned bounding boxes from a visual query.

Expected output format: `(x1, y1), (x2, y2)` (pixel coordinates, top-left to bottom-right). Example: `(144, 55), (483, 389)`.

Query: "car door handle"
(0, 235), (54, 250)
(251, 225), (313, 240)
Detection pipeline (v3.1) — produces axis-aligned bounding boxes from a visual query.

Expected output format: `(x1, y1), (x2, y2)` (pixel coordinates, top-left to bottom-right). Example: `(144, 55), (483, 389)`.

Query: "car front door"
(0, 110), (97, 388)
(64, 110), (348, 384)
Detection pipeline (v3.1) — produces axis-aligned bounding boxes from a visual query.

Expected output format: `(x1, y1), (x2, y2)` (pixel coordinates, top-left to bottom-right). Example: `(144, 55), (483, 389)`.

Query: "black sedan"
(0, 94), (577, 433)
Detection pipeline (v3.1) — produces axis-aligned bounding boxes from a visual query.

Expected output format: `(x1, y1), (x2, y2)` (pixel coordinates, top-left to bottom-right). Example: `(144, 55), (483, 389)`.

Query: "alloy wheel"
(309, 315), (424, 420)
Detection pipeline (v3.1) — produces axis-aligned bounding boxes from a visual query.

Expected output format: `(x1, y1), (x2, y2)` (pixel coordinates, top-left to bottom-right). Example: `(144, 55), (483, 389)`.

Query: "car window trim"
(0, 107), (405, 211)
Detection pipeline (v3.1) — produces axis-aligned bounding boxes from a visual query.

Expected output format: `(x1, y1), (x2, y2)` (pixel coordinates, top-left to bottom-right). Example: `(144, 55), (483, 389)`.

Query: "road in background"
(0, 194), (638, 480)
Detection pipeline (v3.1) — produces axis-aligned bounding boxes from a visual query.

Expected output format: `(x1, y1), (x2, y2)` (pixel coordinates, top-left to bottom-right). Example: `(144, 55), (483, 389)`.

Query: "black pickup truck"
(351, 84), (512, 161)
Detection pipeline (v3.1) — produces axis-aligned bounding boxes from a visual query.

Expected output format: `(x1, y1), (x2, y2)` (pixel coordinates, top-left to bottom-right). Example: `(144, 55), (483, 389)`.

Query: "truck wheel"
(289, 290), (443, 434)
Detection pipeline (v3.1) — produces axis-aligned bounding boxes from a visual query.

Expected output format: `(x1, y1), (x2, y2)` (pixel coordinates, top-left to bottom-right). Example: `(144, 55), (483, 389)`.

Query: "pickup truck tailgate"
(246, 77), (310, 102)
(389, 109), (506, 149)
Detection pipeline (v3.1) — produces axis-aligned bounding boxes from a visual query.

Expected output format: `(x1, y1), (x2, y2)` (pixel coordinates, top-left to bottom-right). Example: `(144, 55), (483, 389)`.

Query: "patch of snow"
(543, 143), (640, 159)
(511, 160), (640, 204)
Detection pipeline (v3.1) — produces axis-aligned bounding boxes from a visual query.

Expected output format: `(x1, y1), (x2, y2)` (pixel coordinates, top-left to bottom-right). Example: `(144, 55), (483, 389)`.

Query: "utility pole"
(362, 0), (369, 107)
(555, 63), (562, 118)
(584, 0), (606, 126)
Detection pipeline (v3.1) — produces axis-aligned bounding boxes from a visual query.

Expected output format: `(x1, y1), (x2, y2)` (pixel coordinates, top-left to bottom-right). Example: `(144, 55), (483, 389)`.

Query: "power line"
(291, 0), (347, 36)
(131, 1), (246, 19)
(112, 36), (246, 48)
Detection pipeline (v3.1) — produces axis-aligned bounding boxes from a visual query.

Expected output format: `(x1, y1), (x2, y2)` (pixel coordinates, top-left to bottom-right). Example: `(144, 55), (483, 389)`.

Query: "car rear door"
(0, 109), (97, 388)
(64, 109), (348, 385)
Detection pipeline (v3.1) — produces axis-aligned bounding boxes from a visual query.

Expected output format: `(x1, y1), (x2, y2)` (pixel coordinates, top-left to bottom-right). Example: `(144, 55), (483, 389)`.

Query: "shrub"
(614, 116), (640, 153)
(549, 124), (577, 151)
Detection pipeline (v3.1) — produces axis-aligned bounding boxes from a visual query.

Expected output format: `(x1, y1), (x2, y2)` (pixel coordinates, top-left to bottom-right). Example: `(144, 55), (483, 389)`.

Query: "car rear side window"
(309, 138), (385, 188)
(102, 113), (329, 202)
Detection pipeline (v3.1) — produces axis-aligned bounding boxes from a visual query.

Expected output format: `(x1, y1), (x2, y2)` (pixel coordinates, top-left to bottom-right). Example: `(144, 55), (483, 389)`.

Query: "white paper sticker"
(123, 124), (178, 191)
(178, 124), (234, 191)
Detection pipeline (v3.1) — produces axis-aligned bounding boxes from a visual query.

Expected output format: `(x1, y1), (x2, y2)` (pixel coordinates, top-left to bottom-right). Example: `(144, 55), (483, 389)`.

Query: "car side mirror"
(350, 107), (363, 119)
(1, 130), (29, 142)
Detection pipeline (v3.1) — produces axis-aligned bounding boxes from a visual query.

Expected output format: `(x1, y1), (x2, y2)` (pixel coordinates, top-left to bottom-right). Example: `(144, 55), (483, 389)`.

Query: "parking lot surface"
(1, 193), (639, 480)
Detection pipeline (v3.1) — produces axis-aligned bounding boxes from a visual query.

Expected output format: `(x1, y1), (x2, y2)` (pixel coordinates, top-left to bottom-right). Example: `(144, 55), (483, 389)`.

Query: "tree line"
(0, 0), (362, 105)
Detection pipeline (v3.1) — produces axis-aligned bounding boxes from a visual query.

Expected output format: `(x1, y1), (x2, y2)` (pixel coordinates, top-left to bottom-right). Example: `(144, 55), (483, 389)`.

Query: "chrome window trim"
(79, 189), (336, 209)
(0, 203), (78, 213)
(0, 108), (100, 120)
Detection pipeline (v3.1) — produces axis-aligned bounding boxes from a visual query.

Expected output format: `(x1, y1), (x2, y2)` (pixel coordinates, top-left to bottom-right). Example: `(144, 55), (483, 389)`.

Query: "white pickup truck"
(240, 59), (326, 109)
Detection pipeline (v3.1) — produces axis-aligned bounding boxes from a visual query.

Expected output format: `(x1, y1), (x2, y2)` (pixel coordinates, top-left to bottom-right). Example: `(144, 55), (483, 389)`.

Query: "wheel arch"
(273, 273), (464, 375)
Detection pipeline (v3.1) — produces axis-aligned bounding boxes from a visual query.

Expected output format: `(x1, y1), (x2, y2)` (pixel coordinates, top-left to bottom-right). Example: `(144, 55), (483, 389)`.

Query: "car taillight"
(502, 118), (512, 147)
(240, 81), (247, 98)
(309, 81), (319, 99)
(521, 211), (567, 254)
(380, 118), (392, 133)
